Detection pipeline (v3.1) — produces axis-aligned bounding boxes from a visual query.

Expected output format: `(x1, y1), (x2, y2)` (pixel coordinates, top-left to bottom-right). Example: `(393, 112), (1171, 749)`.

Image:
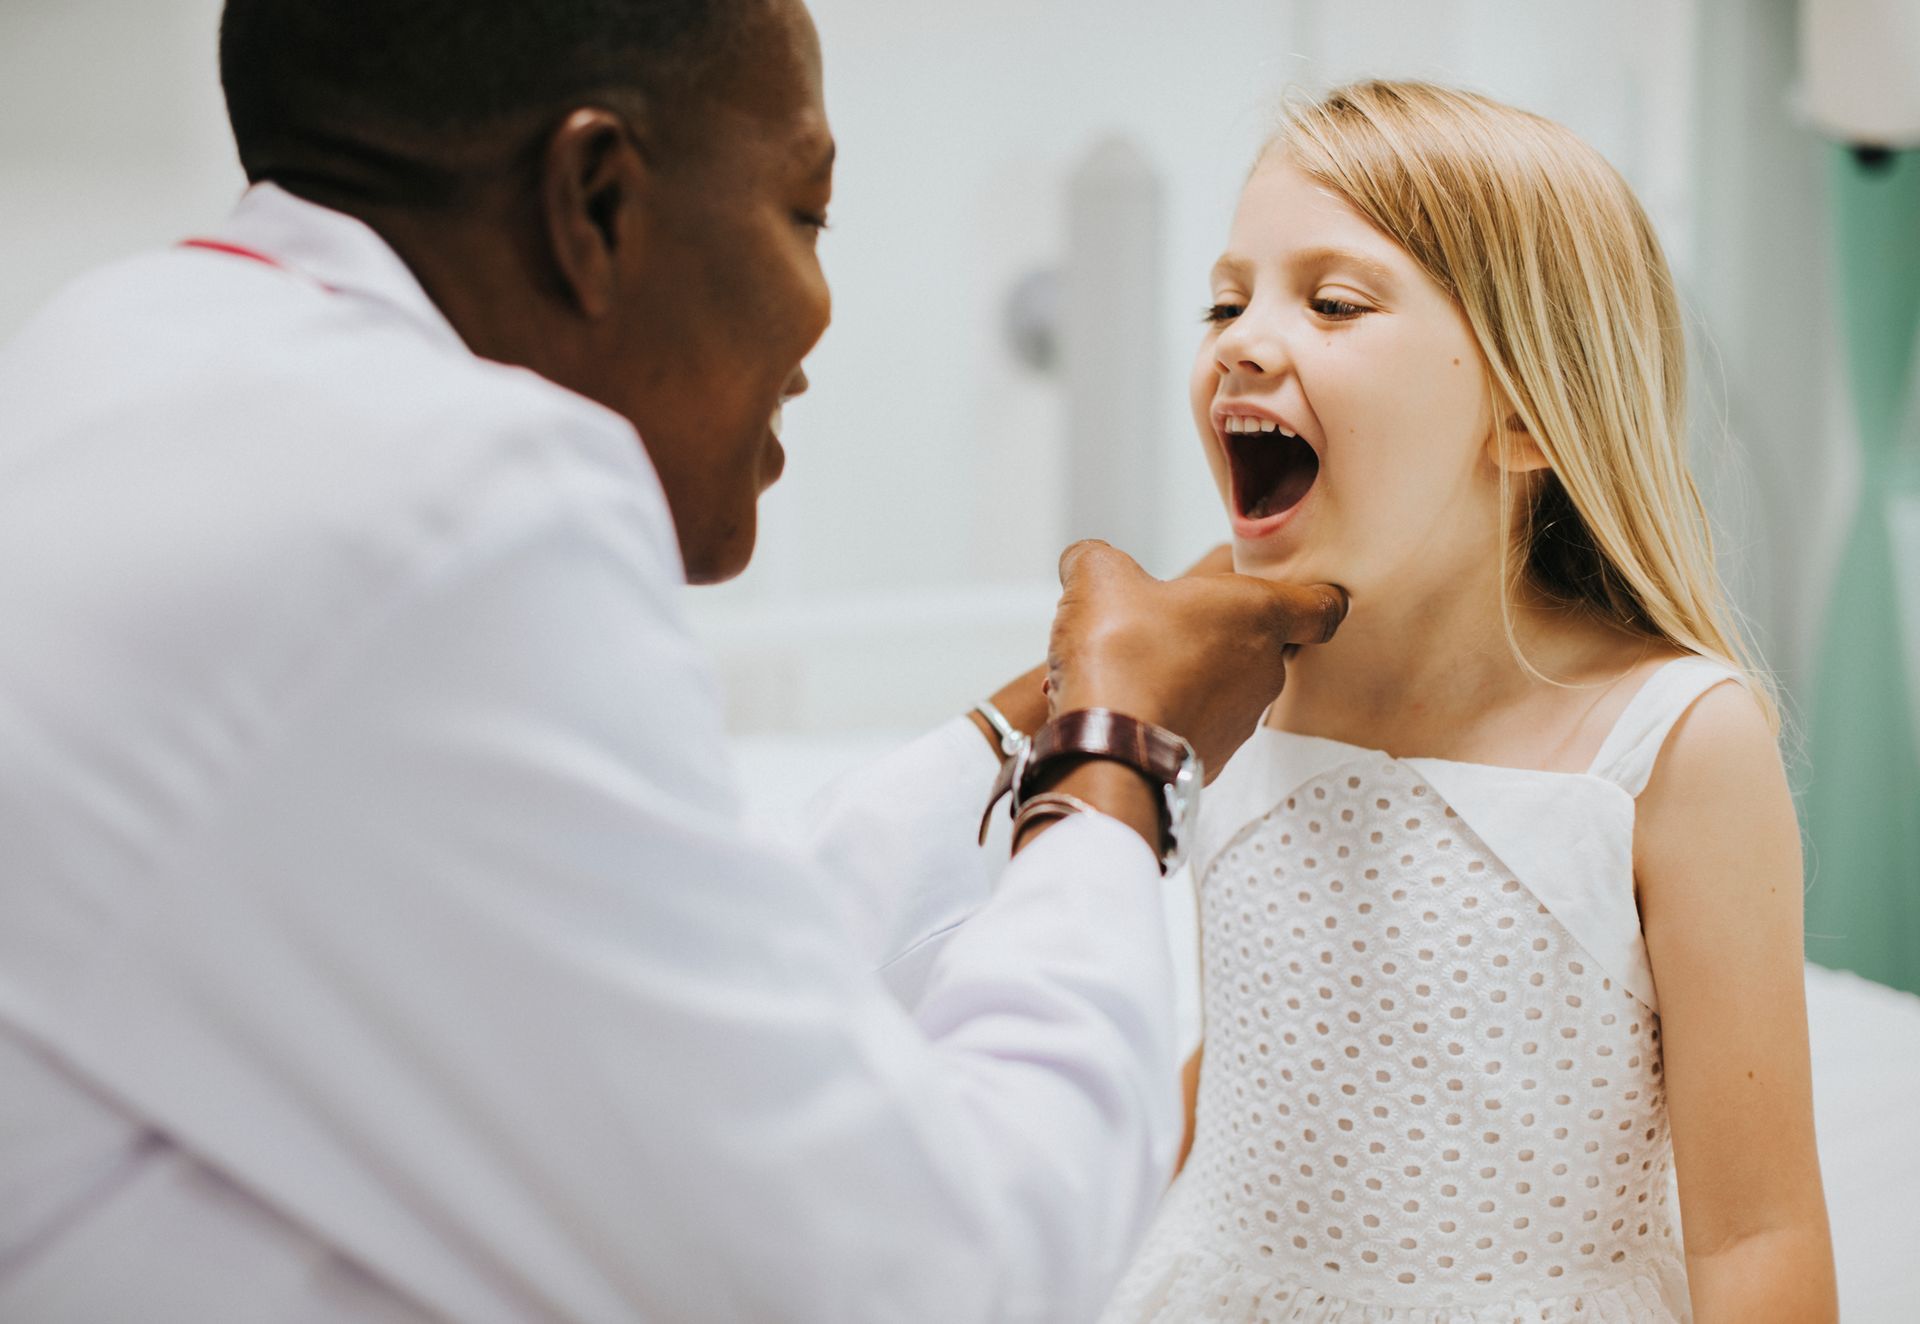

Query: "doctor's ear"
(1489, 409), (1552, 474)
(539, 107), (650, 321)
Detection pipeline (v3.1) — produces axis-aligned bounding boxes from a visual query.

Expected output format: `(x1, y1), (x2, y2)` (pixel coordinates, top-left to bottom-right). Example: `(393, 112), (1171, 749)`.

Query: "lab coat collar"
(213, 182), (468, 353)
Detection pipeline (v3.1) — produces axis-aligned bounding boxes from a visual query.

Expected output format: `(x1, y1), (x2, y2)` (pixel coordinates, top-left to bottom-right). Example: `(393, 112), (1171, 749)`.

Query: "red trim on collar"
(180, 238), (287, 268)
(178, 238), (337, 294)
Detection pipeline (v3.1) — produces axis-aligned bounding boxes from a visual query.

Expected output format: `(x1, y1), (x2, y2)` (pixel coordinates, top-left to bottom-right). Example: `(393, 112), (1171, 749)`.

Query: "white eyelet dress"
(1100, 657), (1742, 1324)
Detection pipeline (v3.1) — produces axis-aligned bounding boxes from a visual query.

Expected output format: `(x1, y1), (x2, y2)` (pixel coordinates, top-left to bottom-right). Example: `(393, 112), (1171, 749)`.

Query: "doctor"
(0, 1), (1345, 1320)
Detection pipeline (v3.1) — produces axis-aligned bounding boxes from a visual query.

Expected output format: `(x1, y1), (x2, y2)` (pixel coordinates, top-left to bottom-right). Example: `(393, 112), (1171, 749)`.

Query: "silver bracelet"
(971, 698), (1030, 759)
(1010, 791), (1099, 850)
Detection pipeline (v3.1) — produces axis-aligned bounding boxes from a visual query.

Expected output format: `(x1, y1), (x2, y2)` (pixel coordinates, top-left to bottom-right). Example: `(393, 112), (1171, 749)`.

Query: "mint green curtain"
(1802, 146), (1920, 994)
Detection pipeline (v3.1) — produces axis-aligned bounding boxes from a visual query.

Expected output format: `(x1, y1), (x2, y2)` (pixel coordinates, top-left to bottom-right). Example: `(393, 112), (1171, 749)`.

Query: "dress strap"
(1585, 655), (1745, 795)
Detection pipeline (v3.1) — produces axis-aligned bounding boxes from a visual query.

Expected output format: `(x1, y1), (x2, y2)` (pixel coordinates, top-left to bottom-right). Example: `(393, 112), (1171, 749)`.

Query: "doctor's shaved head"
(216, 0), (834, 586)
(219, 0), (774, 204)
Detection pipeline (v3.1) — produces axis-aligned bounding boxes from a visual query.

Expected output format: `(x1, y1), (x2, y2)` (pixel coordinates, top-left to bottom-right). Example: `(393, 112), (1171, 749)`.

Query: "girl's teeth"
(770, 404), (784, 438)
(1224, 416), (1297, 437)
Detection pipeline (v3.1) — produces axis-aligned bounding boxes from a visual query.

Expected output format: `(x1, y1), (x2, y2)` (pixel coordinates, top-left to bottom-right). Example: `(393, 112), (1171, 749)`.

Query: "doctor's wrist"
(969, 663), (1049, 755)
(1010, 758), (1160, 859)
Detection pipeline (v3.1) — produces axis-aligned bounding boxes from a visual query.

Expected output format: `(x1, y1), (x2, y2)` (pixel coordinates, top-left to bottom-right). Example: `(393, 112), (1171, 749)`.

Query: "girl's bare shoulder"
(1507, 634), (1691, 774)
(1638, 674), (1783, 805)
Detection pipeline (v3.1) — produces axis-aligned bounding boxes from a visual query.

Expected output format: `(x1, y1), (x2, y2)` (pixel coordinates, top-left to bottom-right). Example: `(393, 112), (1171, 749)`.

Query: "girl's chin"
(1231, 535), (1317, 581)
(1229, 542), (1364, 616)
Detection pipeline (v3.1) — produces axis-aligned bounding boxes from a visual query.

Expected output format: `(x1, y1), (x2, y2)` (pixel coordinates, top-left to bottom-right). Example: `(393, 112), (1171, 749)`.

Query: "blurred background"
(3, 0), (1916, 1314)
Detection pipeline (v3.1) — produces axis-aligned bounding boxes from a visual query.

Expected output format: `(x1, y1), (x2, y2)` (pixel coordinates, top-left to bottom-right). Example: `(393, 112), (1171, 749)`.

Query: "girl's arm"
(1635, 683), (1837, 1323)
(1174, 1047), (1202, 1176)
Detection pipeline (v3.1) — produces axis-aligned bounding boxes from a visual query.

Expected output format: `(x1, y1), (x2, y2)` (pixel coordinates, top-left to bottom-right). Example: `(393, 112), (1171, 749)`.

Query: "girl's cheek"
(1188, 349), (1216, 412)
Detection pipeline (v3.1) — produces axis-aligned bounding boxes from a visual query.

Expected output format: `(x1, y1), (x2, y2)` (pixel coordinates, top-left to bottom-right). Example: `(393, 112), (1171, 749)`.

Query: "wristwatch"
(980, 708), (1202, 874)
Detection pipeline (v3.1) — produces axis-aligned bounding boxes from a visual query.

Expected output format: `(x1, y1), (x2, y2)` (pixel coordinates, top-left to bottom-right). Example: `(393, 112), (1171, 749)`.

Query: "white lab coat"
(0, 186), (1178, 1323)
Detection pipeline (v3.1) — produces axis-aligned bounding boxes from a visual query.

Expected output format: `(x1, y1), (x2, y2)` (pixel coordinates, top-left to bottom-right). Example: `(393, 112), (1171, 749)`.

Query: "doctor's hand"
(1045, 539), (1347, 784)
(970, 542), (1247, 752)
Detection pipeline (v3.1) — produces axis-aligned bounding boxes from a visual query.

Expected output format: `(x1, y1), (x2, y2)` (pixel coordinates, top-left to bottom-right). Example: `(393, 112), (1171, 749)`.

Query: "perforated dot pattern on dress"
(1100, 753), (1689, 1323)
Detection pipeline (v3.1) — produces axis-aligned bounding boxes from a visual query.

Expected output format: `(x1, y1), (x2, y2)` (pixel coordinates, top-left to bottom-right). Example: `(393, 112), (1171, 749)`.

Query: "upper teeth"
(770, 403), (785, 439)
(1224, 416), (1297, 437)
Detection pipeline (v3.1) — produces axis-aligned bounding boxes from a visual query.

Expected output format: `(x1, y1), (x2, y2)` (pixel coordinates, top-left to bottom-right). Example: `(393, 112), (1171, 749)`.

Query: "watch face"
(1162, 746), (1203, 873)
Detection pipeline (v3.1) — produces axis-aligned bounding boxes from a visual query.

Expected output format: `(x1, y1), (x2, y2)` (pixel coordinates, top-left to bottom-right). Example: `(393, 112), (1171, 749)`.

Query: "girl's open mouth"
(1224, 419), (1319, 533)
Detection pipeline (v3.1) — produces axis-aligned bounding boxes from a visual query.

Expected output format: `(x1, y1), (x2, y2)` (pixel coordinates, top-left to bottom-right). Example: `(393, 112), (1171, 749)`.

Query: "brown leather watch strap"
(1028, 709), (1191, 788)
(975, 708), (1195, 860)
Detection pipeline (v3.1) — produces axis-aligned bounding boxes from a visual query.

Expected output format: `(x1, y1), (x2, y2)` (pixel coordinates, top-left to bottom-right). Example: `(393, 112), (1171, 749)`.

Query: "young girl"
(1101, 83), (1834, 1322)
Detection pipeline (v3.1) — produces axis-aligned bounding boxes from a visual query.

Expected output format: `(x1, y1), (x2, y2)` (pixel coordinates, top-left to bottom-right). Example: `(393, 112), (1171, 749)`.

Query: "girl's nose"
(1214, 311), (1289, 379)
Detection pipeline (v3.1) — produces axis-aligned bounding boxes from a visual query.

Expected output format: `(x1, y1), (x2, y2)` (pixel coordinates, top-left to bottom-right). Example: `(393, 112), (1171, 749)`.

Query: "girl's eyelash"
(1203, 298), (1370, 325)
(1312, 297), (1367, 319)
(796, 211), (830, 231)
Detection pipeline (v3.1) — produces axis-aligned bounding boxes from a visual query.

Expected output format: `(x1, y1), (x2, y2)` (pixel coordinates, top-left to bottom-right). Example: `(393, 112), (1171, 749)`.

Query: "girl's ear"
(1489, 409), (1552, 474)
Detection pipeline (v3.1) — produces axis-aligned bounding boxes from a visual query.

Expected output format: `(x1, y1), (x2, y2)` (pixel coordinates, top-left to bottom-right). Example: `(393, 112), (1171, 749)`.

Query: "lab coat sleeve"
(799, 716), (1004, 1001)
(75, 430), (1180, 1323)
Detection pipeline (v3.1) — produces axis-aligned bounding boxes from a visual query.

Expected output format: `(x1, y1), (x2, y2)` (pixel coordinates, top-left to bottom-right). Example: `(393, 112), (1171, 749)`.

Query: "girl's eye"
(1311, 297), (1367, 320)
(1202, 302), (1244, 324)
(795, 210), (830, 232)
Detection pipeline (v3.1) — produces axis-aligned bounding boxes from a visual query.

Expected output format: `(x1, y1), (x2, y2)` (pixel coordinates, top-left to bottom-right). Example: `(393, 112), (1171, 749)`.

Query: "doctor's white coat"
(0, 186), (1179, 1323)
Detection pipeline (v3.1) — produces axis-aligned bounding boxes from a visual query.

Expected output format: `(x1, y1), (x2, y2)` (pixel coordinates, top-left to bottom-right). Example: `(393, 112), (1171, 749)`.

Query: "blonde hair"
(1274, 80), (1777, 729)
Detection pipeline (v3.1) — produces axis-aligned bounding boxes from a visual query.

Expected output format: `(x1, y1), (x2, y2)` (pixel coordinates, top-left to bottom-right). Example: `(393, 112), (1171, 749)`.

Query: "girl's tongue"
(1232, 430), (1320, 520)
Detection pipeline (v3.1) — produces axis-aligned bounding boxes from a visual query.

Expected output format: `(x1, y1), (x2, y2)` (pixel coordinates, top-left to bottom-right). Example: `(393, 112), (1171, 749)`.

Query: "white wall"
(1687, 0), (1839, 718)
(0, 0), (240, 338)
